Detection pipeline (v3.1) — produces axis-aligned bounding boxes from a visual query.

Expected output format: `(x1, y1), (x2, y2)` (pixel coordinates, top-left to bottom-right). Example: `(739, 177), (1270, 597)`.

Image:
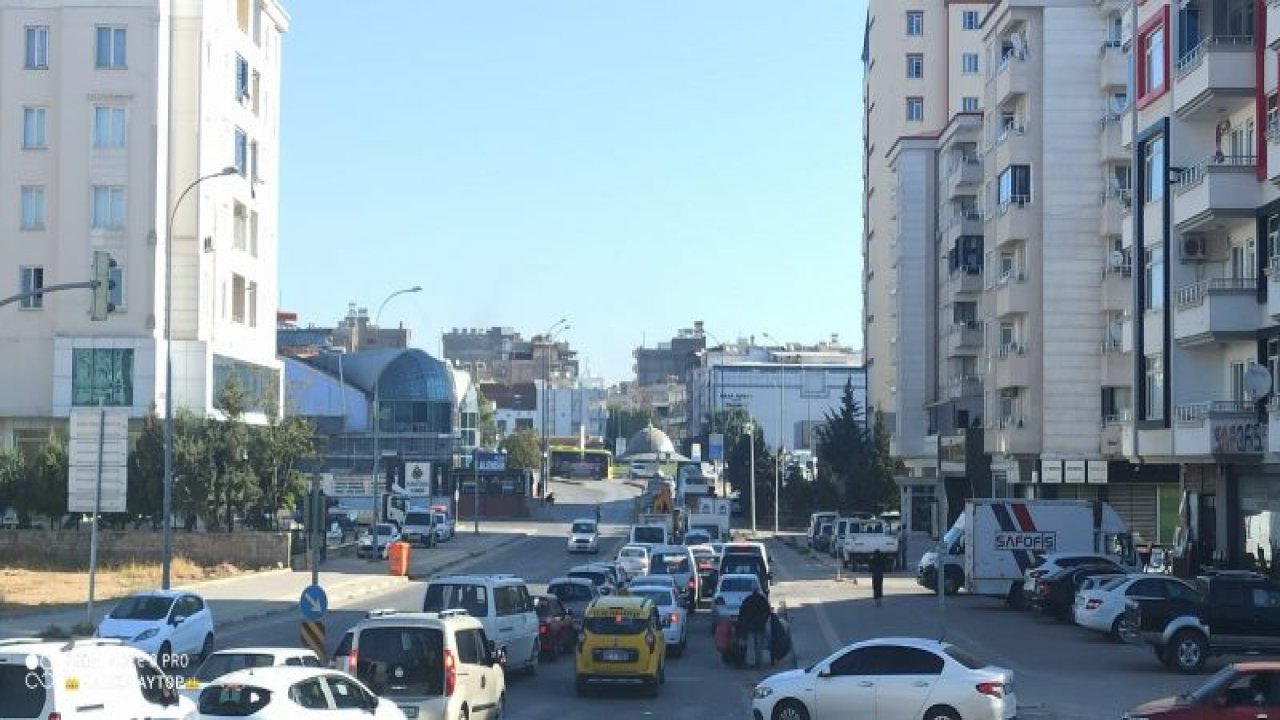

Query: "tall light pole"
(370, 286), (422, 524)
(763, 333), (785, 534)
(161, 165), (238, 591)
(539, 318), (568, 496)
(745, 422), (756, 535)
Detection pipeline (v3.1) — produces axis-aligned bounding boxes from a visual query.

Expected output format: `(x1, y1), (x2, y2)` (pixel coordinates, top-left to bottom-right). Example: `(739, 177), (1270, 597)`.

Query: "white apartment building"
(0, 0), (288, 451)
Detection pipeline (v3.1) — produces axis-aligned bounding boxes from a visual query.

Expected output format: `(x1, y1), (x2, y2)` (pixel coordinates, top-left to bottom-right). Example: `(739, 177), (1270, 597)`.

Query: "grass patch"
(0, 557), (248, 611)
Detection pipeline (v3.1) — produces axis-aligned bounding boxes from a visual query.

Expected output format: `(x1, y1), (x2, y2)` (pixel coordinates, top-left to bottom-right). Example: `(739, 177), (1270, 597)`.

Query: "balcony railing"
(997, 343), (1027, 358)
(1268, 255), (1280, 277)
(997, 194), (1031, 215)
(1175, 400), (1257, 425)
(1103, 410), (1132, 426)
(945, 154), (981, 180)
(1173, 155), (1257, 193)
(1174, 35), (1255, 80)
(1173, 277), (1258, 309)
(1100, 337), (1123, 353)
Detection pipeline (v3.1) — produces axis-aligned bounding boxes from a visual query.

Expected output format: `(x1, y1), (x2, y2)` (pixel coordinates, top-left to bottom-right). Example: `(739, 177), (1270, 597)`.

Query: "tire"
(772, 699), (810, 720)
(943, 572), (961, 596)
(1005, 583), (1025, 608)
(1170, 630), (1208, 674)
(200, 633), (214, 661)
(1108, 616), (1124, 640)
(922, 706), (961, 720)
(645, 675), (660, 697)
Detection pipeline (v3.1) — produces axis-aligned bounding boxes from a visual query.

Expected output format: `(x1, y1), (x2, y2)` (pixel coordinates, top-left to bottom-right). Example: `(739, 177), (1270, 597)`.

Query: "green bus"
(549, 447), (612, 481)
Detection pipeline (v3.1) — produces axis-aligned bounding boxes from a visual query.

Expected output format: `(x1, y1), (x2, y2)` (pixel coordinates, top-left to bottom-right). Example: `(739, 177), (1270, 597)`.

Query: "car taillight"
(687, 578), (696, 588)
(1085, 599), (1102, 610)
(1029, 569), (1045, 580)
(539, 623), (549, 634)
(48, 714), (61, 720)
(976, 681), (1004, 699)
(669, 613), (678, 624)
(443, 649), (456, 696)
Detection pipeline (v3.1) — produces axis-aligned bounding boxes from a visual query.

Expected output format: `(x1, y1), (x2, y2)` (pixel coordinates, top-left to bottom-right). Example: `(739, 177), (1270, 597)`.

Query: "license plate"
(399, 706), (419, 719)
(603, 650), (630, 661)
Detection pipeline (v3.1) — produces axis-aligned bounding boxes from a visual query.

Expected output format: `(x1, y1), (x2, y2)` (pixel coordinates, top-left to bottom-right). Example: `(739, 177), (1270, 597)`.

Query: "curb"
(407, 533), (534, 581)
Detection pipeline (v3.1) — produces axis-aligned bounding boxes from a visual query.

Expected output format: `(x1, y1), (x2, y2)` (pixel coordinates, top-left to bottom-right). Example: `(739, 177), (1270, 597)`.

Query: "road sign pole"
(86, 399), (105, 629)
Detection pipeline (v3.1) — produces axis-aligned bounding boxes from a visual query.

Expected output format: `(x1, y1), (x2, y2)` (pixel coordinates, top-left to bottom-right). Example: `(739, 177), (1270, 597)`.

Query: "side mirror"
(493, 647), (507, 667)
(364, 695), (380, 712)
(817, 667), (831, 678)
(170, 615), (186, 626)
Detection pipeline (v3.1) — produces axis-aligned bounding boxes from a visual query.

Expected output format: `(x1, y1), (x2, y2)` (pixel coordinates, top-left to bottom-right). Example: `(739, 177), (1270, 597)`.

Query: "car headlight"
(752, 685), (774, 700)
(134, 628), (159, 642)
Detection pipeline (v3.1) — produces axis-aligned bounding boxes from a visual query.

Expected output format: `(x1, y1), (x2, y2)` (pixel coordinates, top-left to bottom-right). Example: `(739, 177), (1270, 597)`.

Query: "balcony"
(1099, 116), (1126, 162)
(991, 122), (1032, 172)
(1271, 396), (1280, 455)
(1172, 277), (1260, 346)
(1100, 44), (1127, 89)
(1174, 400), (1266, 458)
(994, 53), (1029, 107)
(993, 343), (1033, 389)
(1101, 412), (1130, 458)
(1120, 313), (1134, 354)
(937, 209), (984, 246)
(1101, 190), (1131, 236)
(988, 417), (1038, 455)
(1100, 342), (1131, 387)
(989, 196), (1033, 241)
(948, 267), (984, 296)
(994, 272), (1034, 317)
(1173, 36), (1256, 121)
(944, 375), (982, 401)
(945, 322), (983, 357)
(1121, 110), (1133, 150)
(943, 155), (982, 198)
(1101, 260), (1132, 313)
(1172, 156), (1261, 232)
(1270, 0), (1280, 51)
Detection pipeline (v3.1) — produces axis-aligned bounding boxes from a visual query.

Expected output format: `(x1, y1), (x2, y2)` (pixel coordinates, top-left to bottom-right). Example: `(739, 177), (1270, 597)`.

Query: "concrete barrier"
(0, 529), (291, 569)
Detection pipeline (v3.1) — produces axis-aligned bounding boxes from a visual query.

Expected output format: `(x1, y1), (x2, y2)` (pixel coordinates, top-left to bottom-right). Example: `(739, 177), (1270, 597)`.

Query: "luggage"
(768, 614), (791, 663)
(716, 619), (746, 665)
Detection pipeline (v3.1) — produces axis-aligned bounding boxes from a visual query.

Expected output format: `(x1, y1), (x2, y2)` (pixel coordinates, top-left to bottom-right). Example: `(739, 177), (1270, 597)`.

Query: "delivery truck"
(918, 499), (1137, 601)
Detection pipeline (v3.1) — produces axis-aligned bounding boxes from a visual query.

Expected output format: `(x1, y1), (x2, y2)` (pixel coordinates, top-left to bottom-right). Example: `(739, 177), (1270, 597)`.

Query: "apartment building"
(0, 0), (288, 451)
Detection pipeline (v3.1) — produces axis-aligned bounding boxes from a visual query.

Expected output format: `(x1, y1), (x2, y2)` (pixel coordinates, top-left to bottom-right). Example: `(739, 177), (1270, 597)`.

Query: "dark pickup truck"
(1123, 571), (1280, 673)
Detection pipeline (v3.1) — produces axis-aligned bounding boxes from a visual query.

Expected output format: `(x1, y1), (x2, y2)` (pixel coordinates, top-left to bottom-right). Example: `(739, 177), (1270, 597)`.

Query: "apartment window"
(1111, 164), (1132, 193)
(235, 55), (250, 103)
(906, 96), (924, 122)
(250, 141), (259, 184)
(1109, 91), (1129, 114)
(249, 210), (259, 257)
(231, 274), (246, 323)
(1136, 10), (1167, 107)
(1102, 386), (1132, 420)
(999, 250), (1016, 280)
(92, 186), (125, 230)
(234, 128), (248, 176)
(253, 2), (263, 45)
(1143, 135), (1165, 203)
(1144, 354), (1164, 420)
(1107, 14), (1124, 45)
(95, 26), (127, 69)
(962, 96), (980, 112)
(93, 106), (126, 149)
(19, 266), (43, 309)
(907, 11), (923, 36)
(953, 301), (977, 325)
(20, 186), (45, 230)
(251, 71), (261, 115)
(233, 202), (248, 250)
(962, 10), (980, 30)
(247, 281), (258, 327)
(71, 348), (133, 406)
(907, 54), (923, 78)
(1230, 361), (1248, 402)
(962, 52), (979, 74)
(1268, 339), (1280, 396)
(1230, 238), (1257, 280)
(1144, 246), (1164, 311)
(997, 165), (1031, 207)
(24, 26), (49, 69)
(22, 107), (45, 149)
(999, 389), (1020, 428)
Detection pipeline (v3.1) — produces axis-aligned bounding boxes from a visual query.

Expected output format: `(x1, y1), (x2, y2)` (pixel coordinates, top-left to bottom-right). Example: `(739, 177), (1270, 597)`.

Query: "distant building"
(277, 303), (409, 356)
(442, 326), (578, 385)
(634, 322), (707, 387)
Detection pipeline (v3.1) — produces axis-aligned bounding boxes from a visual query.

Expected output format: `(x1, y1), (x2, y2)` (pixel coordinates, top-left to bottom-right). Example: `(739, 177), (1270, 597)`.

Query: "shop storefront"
(1032, 460), (1180, 547)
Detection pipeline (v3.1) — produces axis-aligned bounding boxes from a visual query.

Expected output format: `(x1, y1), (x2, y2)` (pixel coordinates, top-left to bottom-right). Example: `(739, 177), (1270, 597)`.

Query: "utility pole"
(86, 398), (105, 628)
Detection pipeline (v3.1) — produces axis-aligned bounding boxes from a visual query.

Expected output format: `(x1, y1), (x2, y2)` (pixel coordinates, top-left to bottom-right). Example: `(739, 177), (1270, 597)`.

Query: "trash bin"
(388, 541), (410, 577)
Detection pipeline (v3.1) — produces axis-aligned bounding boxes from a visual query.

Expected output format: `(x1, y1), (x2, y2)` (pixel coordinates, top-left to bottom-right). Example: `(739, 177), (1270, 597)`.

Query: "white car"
(433, 511), (454, 542)
(421, 574), (540, 675)
(1073, 574), (1196, 638)
(193, 666), (406, 719)
(616, 544), (651, 578)
(96, 590), (215, 666)
(358, 523), (402, 559)
(181, 647), (321, 702)
(567, 518), (600, 553)
(1020, 553), (1119, 600)
(626, 584), (688, 656)
(752, 637), (1016, 720)
(711, 573), (763, 629)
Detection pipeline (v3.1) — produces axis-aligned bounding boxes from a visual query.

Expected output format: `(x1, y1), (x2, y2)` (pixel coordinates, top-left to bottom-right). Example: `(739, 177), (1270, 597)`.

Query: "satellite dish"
(1108, 250), (1126, 269)
(1244, 362), (1273, 400)
(1107, 323), (1122, 345)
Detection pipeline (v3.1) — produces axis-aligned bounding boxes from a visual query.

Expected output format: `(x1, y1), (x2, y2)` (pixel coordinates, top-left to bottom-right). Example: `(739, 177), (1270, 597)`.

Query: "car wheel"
(943, 572), (961, 596)
(772, 699), (810, 720)
(200, 633), (214, 661)
(1171, 630), (1207, 673)
(922, 705), (961, 720)
(1108, 616), (1124, 640)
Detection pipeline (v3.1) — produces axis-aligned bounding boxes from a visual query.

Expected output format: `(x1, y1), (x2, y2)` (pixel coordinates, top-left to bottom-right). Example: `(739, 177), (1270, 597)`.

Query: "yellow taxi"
(574, 595), (668, 697)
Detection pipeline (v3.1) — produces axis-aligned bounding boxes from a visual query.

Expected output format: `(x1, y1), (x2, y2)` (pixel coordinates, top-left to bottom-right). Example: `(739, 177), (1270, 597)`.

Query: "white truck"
(839, 519), (899, 570)
(918, 498), (1137, 601)
(687, 498), (731, 542)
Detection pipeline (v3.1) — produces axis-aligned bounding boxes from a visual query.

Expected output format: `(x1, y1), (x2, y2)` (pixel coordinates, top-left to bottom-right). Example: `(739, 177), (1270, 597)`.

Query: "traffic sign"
(708, 433), (725, 461)
(300, 584), (328, 620)
(67, 407), (129, 513)
(300, 620), (326, 661)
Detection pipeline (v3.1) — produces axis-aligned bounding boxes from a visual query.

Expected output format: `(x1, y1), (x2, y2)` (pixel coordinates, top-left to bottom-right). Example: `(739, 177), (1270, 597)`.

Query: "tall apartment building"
(0, 0), (288, 451)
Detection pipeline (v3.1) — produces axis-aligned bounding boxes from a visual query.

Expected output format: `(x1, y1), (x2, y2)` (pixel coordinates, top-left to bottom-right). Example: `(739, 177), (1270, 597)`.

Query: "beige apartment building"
(0, 0), (288, 452)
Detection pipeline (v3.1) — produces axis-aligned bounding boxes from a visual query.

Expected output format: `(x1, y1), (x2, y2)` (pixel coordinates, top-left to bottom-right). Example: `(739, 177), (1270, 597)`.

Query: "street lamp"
(161, 165), (239, 591)
(744, 422), (756, 536)
(370, 286), (423, 524)
(540, 318), (569, 496)
(763, 333), (785, 535)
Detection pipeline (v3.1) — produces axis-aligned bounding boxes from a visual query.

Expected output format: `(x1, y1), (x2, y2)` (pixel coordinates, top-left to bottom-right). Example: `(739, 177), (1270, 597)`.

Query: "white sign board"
(1064, 460), (1087, 484)
(1087, 460), (1109, 484)
(1041, 461), (1063, 484)
(404, 462), (432, 496)
(325, 477), (373, 497)
(67, 407), (130, 513)
(690, 443), (702, 462)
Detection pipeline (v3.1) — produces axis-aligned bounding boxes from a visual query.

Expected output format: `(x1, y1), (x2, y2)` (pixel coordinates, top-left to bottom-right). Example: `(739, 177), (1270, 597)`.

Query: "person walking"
(737, 587), (772, 668)
(595, 505), (602, 525)
(871, 549), (886, 607)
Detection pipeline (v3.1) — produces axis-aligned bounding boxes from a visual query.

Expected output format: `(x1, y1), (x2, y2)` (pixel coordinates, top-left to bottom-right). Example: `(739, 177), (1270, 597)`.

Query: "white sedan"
(752, 637), (1015, 720)
(711, 573), (763, 629)
(616, 544), (651, 577)
(194, 666), (406, 719)
(182, 647), (321, 702)
(1073, 574), (1196, 638)
(627, 585), (689, 657)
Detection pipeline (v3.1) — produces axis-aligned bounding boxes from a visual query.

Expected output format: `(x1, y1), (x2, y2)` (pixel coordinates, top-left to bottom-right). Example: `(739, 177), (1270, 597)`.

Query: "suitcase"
(768, 614), (791, 662)
(716, 619), (746, 665)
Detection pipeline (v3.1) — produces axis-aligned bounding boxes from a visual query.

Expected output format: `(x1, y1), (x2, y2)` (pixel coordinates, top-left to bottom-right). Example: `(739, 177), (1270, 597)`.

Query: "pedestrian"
(896, 523), (908, 571)
(595, 505), (602, 525)
(737, 586), (772, 668)
(871, 549), (886, 607)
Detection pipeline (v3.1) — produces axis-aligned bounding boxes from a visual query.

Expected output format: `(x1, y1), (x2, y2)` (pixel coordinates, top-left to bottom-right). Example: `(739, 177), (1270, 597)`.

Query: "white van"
(421, 574), (540, 674)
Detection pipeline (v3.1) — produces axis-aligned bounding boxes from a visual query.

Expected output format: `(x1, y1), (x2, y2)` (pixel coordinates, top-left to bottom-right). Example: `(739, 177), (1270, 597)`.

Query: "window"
(237, 0), (250, 33)
(234, 128), (248, 176)
(20, 186), (45, 230)
(93, 106), (126, 149)
(1144, 246), (1163, 310)
(231, 274), (246, 324)
(253, 2), (263, 45)
(19, 266), (43, 309)
(92, 186), (125, 230)
(1230, 361), (1248, 402)
(907, 11), (923, 36)
(997, 165), (1031, 207)
(906, 96), (924, 122)
(828, 647), (877, 676)
(235, 55), (249, 102)
(455, 628), (482, 665)
(1230, 238), (1256, 280)
(1144, 135), (1165, 203)
(95, 26), (126, 69)
(907, 54), (923, 78)
(962, 52), (979, 74)
(1145, 354), (1164, 421)
(250, 141), (259, 184)
(24, 26), (48, 69)
(962, 10), (980, 30)
(247, 281), (258, 328)
(962, 96), (980, 112)
(1136, 9), (1168, 107)
(287, 679), (329, 710)
(325, 676), (371, 710)
(252, 71), (261, 115)
(871, 646), (945, 675)
(233, 202), (248, 250)
(1107, 14), (1124, 44)
(1268, 338), (1280, 399)
(1000, 389), (1020, 427)
(22, 107), (45, 149)
(249, 210), (259, 257)
(72, 349), (134, 406)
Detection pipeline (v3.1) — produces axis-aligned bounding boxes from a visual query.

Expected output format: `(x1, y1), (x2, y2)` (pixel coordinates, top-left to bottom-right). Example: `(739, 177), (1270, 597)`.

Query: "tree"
(127, 409), (165, 523)
(500, 427), (541, 471)
(0, 446), (23, 513)
(780, 465), (813, 526)
(24, 431), (68, 523)
(250, 413), (316, 530)
(723, 421), (776, 527)
(814, 379), (895, 513)
(475, 388), (500, 448)
(205, 376), (260, 532)
(697, 408), (753, 462)
(869, 410), (900, 512)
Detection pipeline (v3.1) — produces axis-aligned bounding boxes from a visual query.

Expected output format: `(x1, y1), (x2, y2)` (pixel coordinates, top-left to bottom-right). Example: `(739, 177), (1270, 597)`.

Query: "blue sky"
(278, 1), (866, 383)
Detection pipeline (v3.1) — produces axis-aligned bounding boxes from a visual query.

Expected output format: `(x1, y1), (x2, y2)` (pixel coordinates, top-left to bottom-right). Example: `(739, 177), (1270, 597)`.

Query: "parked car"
(711, 573), (764, 630)
(420, 573), (540, 675)
(839, 519), (899, 570)
(751, 637), (1016, 720)
(1030, 563), (1126, 621)
(357, 523), (402, 559)
(182, 647), (320, 702)
(1073, 574), (1191, 639)
(533, 593), (577, 660)
(96, 590), (215, 667)
(1123, 661), (1280, 718)
(567, 518), (600, 553)
(1020, 552), (1126, 607)
(432, 511), (454, 542)
(812, 521), (835, 553)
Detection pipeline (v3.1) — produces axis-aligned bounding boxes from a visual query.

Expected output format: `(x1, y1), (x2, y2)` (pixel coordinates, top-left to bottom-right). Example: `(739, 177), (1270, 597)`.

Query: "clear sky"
(278, 1), (866, 383)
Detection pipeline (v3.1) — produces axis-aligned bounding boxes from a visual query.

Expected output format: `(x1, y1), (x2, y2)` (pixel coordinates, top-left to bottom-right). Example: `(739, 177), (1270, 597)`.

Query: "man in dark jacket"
(871, 549), (886, 606)
(737, 587), (772, 667)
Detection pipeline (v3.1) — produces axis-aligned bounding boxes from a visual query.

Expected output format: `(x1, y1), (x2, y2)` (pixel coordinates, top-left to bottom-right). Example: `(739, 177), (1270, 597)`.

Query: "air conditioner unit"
(1182, 235), (1208, 260)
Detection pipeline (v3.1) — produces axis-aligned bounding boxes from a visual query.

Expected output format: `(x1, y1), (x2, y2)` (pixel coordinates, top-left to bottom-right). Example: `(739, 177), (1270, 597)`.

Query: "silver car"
(711, 573), (763, 629)
(616, 545), (651, 578)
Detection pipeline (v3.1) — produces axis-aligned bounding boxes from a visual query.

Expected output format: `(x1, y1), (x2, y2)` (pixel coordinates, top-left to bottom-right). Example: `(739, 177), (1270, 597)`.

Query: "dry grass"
(0, 557), (246, 611)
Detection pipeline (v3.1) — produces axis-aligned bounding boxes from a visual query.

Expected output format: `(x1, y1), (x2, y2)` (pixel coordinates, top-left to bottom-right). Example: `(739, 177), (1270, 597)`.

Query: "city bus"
(548, 447), (612, 480)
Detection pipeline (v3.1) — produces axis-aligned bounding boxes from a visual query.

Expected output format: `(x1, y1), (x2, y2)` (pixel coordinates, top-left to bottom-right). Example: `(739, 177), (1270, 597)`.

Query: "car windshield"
(720, 577), (757, 593)
(198, 686), (273, 716)
(110, 594), (173, 620)
(650, 553), (690, 574)
(620, 548), (646, 559)
(630, 589), (674, 607)
(549, 583), (593, 602)
(355, 627), (445, 698)
(721, 557), (765, 576)
(572, 522), (596, 534)
(584, 614), (650, 635)
(423, 583), (489, 616)
(1189, 665), (1244, 703)
(404, 513), (431, 526)
(569, 571), (607, 586)
(633, 527), (664, 543)
(195, 653), (275, 682)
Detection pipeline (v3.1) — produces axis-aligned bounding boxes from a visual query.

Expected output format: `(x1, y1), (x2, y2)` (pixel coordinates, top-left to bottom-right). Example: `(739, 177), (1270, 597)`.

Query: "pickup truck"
(840, 519), (899, 570)
(1123, 570), (1280, 673)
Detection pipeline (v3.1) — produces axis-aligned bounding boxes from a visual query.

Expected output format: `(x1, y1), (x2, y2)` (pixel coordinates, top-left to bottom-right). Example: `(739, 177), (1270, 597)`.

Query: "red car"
(1125, 662), (1280, 719)
(533, 593), (576, 660)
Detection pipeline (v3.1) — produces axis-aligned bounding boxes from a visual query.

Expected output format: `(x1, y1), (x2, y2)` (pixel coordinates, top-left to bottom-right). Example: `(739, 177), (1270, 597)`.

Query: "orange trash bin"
(388, 540), (410, 577)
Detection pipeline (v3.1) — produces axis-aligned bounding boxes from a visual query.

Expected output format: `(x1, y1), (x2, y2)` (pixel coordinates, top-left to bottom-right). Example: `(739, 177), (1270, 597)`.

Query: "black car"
(1031, 563), (1125, 620)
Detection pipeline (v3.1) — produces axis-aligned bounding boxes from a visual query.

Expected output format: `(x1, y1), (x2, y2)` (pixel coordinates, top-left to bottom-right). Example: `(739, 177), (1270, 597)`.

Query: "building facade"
(442, 326), (578, 386)
(0, 0), (288, 451)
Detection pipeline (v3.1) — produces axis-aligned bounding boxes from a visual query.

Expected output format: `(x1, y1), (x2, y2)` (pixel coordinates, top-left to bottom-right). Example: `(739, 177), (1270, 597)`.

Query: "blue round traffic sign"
(300, 584), (328, 620)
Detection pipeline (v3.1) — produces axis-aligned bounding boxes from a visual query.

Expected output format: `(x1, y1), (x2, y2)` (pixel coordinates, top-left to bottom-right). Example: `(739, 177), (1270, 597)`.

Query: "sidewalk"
(0, 530), (531, 639)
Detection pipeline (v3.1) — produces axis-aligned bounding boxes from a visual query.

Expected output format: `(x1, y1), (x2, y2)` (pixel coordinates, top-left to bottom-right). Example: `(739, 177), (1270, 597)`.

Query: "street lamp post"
(161, 165), (238, 591)
(369, 286), (422, 524)
(745, 422), (756, 536)
(539, 319), (568, 496)
(763, 333), (785, 535)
